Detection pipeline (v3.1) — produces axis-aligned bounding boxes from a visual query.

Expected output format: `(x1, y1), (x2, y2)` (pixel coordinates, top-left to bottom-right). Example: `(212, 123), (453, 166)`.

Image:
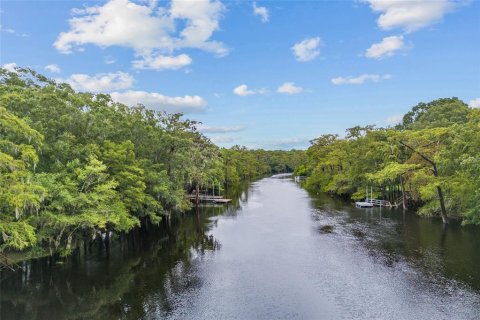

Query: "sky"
(1, 0), (479, 150)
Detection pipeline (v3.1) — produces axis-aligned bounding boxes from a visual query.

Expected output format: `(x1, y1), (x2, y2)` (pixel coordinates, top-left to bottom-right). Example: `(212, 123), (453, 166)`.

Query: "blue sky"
(1, 0), (479, 149)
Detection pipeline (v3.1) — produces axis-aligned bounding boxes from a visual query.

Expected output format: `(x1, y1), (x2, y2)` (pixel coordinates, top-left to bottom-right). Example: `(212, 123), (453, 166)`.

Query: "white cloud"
(0, 25), (28, 37)
(292, 37), (321, 62)
(233, 84), (256, 96)
(45, 64), (61, 73)
(110, 90), (207, 113)
(469, 98), (480, 108)
(211, 136), (236, 143)
(253, 2), (269, 23)
(62, 71), (134, 92)
(169, 0), (227, 55)
(0, 26), (15, 33)
(197, 124), (244, 133)
(2, 62), (17, 73)
(386, 114), (403, 125)
(54, 0), (227, 69)
(55, 0), (173, 54)
(365, 35), (405, 59)
(331, 74), (392, 85)
(133, 53), (192, 70)
(277, 82), (303, 95)
(364, 0), (457, 33)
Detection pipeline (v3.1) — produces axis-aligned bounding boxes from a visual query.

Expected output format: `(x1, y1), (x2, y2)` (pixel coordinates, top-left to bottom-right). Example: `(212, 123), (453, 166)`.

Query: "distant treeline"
(0, 68), (304, 260)
(296, 97), (480, 225)
(222, 146), (305, 185)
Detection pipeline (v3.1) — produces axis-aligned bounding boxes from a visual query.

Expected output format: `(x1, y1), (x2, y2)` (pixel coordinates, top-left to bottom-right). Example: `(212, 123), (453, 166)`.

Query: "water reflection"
(1, 178), (479, 320)
(0, 183), (248, 320)
(307, 190), (480, 291)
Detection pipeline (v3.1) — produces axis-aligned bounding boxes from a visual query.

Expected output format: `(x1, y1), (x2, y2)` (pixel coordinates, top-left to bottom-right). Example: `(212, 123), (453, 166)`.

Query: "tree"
(398, 129), (450, 223)
(0, 106), (45, 251)
(300, 97), (479, 225)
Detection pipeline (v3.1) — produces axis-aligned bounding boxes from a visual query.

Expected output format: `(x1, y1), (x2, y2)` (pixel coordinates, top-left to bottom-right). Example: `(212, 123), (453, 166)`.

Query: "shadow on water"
(307, 189), (480, 292)
(0, 182), (250, 320)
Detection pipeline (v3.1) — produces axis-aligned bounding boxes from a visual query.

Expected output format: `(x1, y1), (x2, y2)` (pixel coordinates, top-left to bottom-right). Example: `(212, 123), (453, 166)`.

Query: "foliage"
(0, 68), (303, 257)
(222, 146), (305, 184)
(300, 97), (480, 224)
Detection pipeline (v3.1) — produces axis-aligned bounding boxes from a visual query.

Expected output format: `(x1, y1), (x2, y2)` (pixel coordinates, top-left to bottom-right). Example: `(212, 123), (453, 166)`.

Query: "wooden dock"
(356, 186), (398, 208)
(187, 194), (232, 204)
(356, 199), (398, 208)
(366, 199), (395, 207)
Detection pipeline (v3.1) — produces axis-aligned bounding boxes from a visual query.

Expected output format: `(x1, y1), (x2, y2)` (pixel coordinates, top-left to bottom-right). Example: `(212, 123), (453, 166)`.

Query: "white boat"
(355, 201), (374, 208)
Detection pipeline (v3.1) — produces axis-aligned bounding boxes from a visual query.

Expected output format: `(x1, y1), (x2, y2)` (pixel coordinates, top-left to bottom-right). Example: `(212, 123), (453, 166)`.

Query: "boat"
(355, 201), (374, 208)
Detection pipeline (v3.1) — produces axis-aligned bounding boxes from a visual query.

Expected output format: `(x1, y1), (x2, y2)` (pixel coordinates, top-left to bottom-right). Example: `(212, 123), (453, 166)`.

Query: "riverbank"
(1, 176), (479, 319)
(300, 181), (468, 224)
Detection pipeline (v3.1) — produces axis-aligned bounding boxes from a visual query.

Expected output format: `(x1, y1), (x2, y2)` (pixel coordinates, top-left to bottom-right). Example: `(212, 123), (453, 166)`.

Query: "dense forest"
(1, 67), (478, 266)
(296, 97), (480, 225)
(0, 68), (304, 262)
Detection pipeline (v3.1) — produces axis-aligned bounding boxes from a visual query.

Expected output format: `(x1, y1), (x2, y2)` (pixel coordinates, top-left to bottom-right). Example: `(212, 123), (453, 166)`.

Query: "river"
(1, 175), (479, 319)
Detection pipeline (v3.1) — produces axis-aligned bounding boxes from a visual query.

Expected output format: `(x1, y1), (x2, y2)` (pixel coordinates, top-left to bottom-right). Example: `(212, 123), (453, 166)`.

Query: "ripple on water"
(309, 202), (480, 320)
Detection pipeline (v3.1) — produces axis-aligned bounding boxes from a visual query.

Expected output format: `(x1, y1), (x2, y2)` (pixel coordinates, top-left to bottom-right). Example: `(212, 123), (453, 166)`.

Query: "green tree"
(0, 106), (45, 251)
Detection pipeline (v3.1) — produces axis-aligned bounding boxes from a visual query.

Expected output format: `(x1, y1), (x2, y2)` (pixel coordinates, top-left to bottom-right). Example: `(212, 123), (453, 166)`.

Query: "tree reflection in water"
(0, 183), (248, 320)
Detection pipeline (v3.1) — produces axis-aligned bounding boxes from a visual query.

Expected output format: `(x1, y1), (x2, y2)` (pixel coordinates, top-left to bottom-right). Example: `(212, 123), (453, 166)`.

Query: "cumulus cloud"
(364, 0), (457, 33)
(54, 0), (227, 69)
(292, 37), (321, 62)
(277, 82), (303, 95)
(331, 74), (392, 85)
(253, 2), (269, 23)
(170, 0), (227, 54)
(111, 90), (207, 113)
(365, 35), (405, 59)
(62, 71), (134, 92)
(197, 124), (244, 133)
(2, 62), (17, 73)
(133, 53), (192, 70)
(233, 84), (256, 96)
(469, 98), (480, 108)
(45, 64), (61, 73)
(55, 0), (173, 54)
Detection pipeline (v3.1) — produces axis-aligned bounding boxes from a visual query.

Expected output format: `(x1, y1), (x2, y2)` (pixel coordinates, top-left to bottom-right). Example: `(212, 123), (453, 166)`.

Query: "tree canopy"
(298, 98), (480, 225)
(0, 68), (303, 259)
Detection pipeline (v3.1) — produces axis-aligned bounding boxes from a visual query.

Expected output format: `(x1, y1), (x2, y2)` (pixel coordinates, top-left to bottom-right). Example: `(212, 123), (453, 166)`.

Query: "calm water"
(1, 175), (480, 319)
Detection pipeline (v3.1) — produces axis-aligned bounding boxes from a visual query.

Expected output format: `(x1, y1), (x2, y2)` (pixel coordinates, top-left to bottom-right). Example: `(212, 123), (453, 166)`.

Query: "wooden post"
(400, 175), (407, 210)
(195, 184), (199, 207)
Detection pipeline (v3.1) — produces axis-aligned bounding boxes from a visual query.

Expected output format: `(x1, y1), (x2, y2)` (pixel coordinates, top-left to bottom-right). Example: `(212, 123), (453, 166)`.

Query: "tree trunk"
(400, 141), (448, 224)
(436, 185), (448, 224)
(431, 163), (448, 224)
(195, 184), (200, 207)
